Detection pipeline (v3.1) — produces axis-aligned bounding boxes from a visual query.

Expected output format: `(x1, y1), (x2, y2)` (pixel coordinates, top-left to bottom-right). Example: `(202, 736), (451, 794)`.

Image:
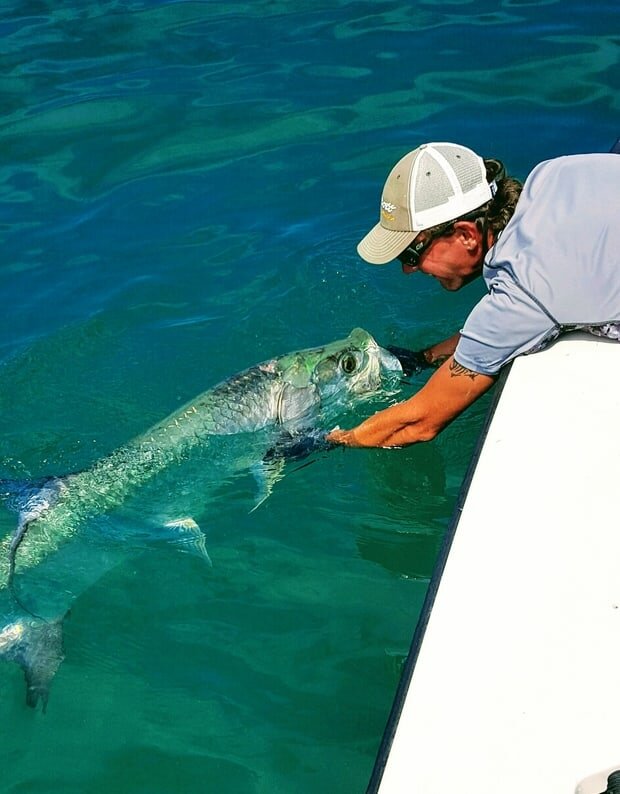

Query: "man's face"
(397, 222), (485, 291)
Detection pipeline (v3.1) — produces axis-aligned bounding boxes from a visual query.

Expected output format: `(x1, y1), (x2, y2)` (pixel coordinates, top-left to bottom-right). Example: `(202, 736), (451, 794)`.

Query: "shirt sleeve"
(455, 281), (557, 376)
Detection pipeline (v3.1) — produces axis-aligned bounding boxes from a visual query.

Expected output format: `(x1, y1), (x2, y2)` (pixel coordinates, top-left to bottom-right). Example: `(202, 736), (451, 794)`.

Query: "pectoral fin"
(250, 429), (332, 512)
(163, 518), (212, 566)
(250, 456), (286, 512)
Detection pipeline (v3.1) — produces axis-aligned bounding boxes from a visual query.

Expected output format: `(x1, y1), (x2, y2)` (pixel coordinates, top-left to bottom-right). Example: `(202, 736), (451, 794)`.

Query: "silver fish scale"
(0, 328), (402, 584)
(49, 366), (282, 518)
(194, 366), (281, 434)
(0, 365), (284, 581)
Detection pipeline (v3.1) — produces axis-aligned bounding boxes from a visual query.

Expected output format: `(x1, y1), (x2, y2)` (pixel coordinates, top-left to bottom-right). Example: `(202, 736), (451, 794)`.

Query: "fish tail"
(0, 616), (65, 711)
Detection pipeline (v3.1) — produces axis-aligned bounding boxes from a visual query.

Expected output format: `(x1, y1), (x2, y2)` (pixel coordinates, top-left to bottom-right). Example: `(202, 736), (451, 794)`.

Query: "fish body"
(0, 328), (403, 707)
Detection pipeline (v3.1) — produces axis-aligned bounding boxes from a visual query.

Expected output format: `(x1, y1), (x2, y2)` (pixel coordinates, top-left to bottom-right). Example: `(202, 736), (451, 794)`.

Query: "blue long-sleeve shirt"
(455, 153), (620, 375)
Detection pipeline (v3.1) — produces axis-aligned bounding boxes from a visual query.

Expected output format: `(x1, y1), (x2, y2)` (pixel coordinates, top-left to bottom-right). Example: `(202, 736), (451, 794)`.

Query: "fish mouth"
(377, 345), (404, 377)
(384, 345), (425, 377)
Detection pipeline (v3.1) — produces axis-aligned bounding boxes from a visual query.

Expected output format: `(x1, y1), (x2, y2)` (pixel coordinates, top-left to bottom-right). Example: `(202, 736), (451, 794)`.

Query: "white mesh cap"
(358, 142), (494, 265)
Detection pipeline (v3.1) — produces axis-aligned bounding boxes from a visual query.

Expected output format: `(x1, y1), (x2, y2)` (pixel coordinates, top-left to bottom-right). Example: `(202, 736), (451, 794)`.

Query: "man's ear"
(453, 220), (480, 251)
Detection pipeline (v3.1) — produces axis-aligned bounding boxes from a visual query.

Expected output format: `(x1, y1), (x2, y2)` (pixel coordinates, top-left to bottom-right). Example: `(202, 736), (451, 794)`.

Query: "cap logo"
(381, 200), (396, 222)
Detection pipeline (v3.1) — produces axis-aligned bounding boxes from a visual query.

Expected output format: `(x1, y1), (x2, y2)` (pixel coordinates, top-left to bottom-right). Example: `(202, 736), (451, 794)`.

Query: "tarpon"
(0, 328), (404, 709)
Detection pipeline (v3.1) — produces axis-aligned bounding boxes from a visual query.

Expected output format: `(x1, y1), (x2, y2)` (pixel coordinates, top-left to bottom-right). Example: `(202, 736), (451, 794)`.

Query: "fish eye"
(339, 352), (358, 375)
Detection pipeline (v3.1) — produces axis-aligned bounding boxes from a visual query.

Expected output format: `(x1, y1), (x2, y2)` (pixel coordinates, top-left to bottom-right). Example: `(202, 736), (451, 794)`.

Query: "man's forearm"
(387, 331), (462, 377)
(423, 331), (461, 367)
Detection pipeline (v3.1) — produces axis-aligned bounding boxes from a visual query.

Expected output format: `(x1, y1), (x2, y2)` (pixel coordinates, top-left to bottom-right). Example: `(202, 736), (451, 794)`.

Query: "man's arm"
(387, 332), (462, 376)
(423, 331), (462, 367)
(327, 355), (495, 448)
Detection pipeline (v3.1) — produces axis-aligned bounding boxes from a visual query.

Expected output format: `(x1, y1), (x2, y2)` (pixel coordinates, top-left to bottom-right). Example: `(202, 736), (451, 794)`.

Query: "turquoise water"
(0, 1), (617, 791)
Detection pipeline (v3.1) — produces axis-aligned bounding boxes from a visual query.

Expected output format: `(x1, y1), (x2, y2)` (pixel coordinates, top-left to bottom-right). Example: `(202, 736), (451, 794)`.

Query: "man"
(327, 141), (620, 448)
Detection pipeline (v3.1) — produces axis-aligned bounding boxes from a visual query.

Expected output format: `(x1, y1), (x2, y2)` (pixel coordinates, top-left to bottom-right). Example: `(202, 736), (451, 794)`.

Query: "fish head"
(277, 328), (403, 427)
(311, 327), (403, 401)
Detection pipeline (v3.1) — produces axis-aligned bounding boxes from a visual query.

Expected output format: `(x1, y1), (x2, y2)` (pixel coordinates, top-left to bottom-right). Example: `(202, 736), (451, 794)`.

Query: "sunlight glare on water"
(0, 1), (617, 791)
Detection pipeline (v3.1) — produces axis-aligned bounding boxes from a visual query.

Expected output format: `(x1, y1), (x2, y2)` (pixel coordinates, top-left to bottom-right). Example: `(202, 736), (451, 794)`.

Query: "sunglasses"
(398, 223), (454, 269)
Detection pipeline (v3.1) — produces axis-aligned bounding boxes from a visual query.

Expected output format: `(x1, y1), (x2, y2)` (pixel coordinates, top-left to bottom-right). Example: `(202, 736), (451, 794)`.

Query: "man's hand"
(326, 427), (361, 447)
(386, 346), (431, 377)
(387, 332), (462, 376)
(271, 428), (333, 459)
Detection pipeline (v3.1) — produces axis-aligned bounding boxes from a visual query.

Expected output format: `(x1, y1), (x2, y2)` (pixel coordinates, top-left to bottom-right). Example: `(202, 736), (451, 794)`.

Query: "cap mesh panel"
(436, 145), (482, 193)
(414, 151), (454, 211)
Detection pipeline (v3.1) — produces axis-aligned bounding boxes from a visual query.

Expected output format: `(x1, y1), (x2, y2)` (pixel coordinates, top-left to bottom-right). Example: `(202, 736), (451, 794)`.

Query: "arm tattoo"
(448, 359), (480, 380)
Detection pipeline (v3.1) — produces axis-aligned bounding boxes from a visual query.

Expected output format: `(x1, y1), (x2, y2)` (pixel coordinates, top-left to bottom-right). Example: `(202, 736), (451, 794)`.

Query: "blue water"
(0, 1), (617, 791)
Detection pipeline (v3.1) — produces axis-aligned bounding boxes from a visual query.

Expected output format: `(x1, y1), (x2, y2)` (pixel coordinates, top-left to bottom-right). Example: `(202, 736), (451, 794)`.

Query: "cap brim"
(357, 223), (416, 265)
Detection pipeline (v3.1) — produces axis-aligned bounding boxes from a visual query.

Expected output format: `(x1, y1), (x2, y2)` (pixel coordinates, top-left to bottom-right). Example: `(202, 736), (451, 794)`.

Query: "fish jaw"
(378, 345), (404, 381)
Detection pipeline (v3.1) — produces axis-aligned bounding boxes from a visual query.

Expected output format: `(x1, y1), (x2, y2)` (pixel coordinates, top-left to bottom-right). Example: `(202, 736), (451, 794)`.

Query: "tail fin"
(0, 617), (65, 711)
